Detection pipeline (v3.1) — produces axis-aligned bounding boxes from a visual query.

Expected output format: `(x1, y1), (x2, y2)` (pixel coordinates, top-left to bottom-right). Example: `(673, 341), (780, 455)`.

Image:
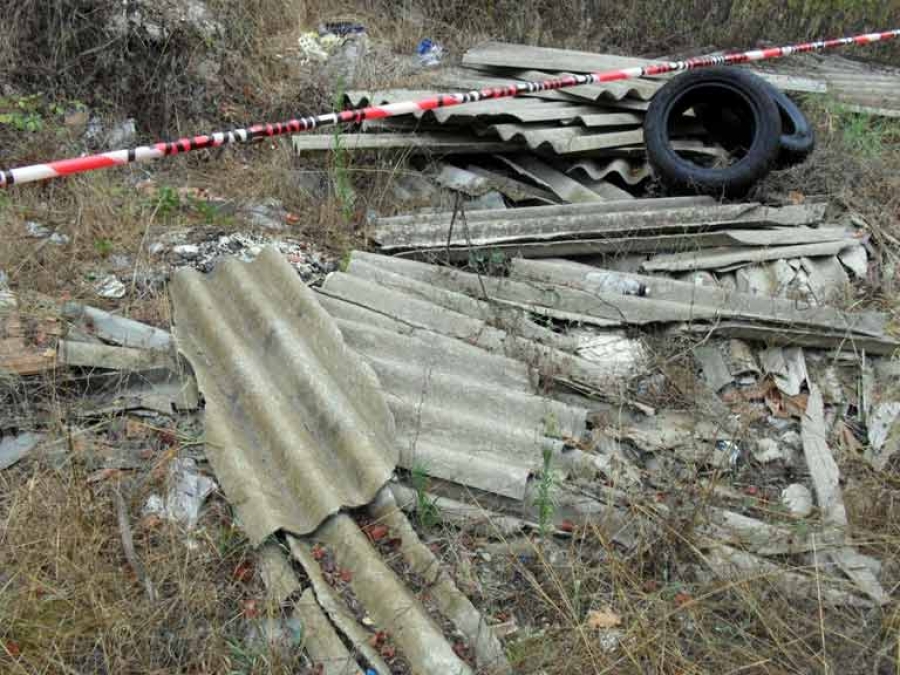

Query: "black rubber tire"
(644, 67), (783, 197)
(766, 82), (815, 168)
(697, 80), (815, 168)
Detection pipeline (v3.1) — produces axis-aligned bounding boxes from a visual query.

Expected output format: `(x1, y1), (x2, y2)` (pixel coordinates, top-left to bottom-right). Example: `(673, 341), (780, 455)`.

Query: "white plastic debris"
(95, 274), (126, 299)
(781, 483), (813, 518)
(298, 31), (338, 62)
(25, 221), (69, 245)
(143, 457), (216, 529)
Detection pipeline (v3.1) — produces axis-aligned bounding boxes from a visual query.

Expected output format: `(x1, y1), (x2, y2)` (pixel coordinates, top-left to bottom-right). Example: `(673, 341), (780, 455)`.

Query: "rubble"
(0, 432), (44, 470)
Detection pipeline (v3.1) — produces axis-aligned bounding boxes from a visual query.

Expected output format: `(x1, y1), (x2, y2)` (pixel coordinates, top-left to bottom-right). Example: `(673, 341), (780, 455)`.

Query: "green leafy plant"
(411, 462), (441, 530)
(93, 238), (114, 258)
(154, 185), (181, 217)
(330, 78), (356, 224)
(536, 446), (555, 538)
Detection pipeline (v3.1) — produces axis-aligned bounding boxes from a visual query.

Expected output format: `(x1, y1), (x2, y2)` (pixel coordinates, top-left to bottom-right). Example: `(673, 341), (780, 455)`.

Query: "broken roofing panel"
(291, 132), (521, 155)
(510, 258), (894, 347)
(374, 199), (827, 253)
(462, 41), (837, 95)
(169, 248), (397, 544)
(317, 275), (602, 500)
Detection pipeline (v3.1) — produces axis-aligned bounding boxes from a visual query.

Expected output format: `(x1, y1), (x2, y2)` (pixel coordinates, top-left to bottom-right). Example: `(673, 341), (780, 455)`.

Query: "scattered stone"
(241, 199), (288, 231)
(0, 270), (8, 289)
(752, 438), (783, 464)
(781, 483), (814, 518)
(148, 242), (166, 256)
(95, 275), (127, 299)
(173, 244), (201, 260)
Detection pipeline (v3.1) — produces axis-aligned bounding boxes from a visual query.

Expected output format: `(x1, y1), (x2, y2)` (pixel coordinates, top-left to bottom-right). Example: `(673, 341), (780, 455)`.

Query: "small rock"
(95, 275), (127, 299)
(148, 242), (166, 256)
(173, 244), (200, 260)
(752, 438), (783, 464)
(242, 199), (287, 231)
(0, 270), (8, 289)
(597, 628), (624, 653)
(782, 483), (813, 517)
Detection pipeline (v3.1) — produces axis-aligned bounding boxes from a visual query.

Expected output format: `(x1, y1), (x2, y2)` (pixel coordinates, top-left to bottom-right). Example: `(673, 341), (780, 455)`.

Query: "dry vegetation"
(2, 1), (900, 673)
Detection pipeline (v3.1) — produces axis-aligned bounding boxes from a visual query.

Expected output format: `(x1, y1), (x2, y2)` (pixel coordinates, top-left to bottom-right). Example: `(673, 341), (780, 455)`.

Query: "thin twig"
(114, 487), (157, 602)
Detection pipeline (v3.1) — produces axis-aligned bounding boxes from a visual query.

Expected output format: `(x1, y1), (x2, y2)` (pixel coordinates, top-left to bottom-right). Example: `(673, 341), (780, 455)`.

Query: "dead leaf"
(364, 524), (389, 542)
(674, 591), (693, 607)
(789, 190), (806, 205)
(586, 608), (622, 630)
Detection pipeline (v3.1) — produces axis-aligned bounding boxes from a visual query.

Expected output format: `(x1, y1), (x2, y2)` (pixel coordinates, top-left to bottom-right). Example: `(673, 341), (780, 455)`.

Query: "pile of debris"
(290, 42), (900, 207)
(6, 41), (900, 675)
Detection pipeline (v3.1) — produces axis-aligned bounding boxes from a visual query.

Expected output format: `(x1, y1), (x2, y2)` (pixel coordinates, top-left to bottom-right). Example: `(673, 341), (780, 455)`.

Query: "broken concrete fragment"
(802, 385), (847, 528)
(838, 244), (868, 278)
(0, 432), (44, 470)
(63, 303), (172, 350)
(782, 483), (814, 517)
(58, 340), (175, 372)
(643, 240), (860, 273)
(295, 589), (365, 675)
(753, 438), (784, 464)
(866, 400), (900, 470)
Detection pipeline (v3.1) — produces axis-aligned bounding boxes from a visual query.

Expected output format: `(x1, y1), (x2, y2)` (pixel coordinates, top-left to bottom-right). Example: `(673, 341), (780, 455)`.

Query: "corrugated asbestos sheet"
(462, 41), (834, 95)
(316, 252), (624, 499)
(373, 198), (836, 259)
(321, 251), (895, 355)
(170, 248), (398, 544)
(170, 248), (512, 675)
(758, 53), (900, 117)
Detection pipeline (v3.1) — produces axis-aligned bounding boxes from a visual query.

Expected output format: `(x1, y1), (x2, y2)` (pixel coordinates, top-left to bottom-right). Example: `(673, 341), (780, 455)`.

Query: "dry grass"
(0, 442), (294, 674)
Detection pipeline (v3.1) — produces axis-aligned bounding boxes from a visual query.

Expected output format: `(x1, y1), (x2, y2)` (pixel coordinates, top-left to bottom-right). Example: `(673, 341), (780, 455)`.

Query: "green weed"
(411, 462), (441, 530)
(93, 238), (114, 258)
(330, 79), (355, 224)
(536, 446), (555, 538)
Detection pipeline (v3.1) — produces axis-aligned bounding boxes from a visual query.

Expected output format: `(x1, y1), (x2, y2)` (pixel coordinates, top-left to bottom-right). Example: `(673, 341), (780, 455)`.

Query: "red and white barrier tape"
(2, 28), (898, 188)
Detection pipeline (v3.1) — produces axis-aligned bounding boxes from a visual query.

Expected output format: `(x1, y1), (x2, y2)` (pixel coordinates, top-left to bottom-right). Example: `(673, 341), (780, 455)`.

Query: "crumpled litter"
(143, 457), (216, 529)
